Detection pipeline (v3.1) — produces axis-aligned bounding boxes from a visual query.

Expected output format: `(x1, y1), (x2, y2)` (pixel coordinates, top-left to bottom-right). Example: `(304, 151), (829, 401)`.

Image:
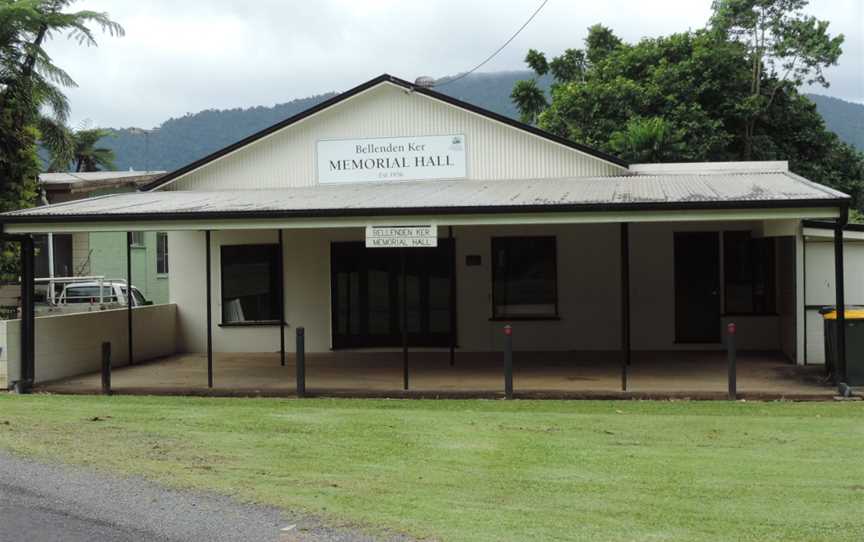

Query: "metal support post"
(296, 327), (306, 397)
(401, 248), (408, 391)
(101, 342), (112, 395)
(126, 232), (133, 366)
(279, 229), (286, 367)
(620, 223), (630, 391)
(834, 222), (847, 387)
(504, 325), (513, 399)
(205, 231), (213, 388)
(727, 322), (737, 400)
(18, 236), (35, 394)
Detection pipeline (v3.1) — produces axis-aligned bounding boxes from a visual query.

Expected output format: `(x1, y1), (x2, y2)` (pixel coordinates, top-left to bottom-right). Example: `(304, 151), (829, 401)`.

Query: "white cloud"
(43, 0), (862, 128)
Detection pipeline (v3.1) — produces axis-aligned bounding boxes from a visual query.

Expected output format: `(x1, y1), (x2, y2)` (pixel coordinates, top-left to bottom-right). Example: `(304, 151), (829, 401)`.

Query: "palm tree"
(0, 0), (122, 273)
(49, 127), (115, 172)
(510, 79), (548, 126)
(0, 0), (124, 176)
(609, 117), (687, 163)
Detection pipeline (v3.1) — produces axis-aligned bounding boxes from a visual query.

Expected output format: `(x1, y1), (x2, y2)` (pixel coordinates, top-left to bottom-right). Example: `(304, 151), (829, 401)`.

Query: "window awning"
(2, 172), (848, 233)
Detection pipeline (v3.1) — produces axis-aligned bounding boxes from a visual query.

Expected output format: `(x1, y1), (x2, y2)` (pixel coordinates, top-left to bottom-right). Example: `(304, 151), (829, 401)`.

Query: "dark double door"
(331, 241), (454, 349)
(674, 232), (721, 343)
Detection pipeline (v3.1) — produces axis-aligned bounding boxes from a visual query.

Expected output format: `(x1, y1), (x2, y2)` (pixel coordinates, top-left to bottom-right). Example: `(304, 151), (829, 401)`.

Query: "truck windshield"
(120, 287), (147, 307)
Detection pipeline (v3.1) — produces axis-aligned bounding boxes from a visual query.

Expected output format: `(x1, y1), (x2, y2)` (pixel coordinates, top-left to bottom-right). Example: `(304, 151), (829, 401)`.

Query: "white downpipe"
(40, 189), (55, 304)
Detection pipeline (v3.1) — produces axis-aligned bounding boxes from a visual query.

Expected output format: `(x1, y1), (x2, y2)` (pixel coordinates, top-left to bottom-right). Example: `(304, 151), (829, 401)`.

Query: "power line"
(434, 0), (550, 87)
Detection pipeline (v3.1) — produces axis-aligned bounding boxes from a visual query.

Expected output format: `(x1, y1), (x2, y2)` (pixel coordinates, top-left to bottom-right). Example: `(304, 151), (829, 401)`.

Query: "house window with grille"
(156, 232), (169, 274)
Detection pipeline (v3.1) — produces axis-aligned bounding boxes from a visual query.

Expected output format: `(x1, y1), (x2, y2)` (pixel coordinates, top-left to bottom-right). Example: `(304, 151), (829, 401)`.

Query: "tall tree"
(49, 126), (116, 172)
(0, 0), (123, 200)
(710, 0), (844, 159)
(511, 3), (863, 211)
(0, 0), (122, 276)
(510, 25), (619, 125)
(510, 78), (547, 125)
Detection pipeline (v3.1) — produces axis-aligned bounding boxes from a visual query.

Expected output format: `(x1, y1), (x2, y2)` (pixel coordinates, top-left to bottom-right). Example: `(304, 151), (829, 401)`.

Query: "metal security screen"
(331, 240), (454, 348)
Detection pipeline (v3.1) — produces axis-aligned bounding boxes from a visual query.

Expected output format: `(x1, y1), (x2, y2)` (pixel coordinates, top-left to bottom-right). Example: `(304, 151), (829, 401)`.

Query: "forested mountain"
(98, 71), (859, 172)
(805, 94), (864, 151)
(103, 92), (337, 172)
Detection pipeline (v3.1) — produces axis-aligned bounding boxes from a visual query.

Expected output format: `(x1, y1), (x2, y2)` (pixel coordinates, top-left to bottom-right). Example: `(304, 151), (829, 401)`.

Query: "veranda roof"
(4, 171), (849, 218)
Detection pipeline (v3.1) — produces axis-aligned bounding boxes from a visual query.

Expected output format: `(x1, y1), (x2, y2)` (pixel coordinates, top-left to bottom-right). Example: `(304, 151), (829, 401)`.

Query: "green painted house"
(36, 172), (169, 304)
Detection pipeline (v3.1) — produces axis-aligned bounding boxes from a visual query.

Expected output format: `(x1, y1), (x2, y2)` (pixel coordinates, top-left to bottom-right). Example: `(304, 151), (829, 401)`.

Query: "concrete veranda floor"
(38, 350), (837, 399)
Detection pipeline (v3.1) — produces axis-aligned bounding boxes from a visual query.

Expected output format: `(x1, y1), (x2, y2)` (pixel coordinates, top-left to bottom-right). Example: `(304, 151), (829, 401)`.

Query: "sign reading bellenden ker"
(366, 225), (438, 248)
(317, 135), (466, 184)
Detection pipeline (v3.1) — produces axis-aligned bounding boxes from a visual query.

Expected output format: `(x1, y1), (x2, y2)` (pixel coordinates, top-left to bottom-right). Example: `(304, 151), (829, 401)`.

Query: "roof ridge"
(141, 73), (628, 192)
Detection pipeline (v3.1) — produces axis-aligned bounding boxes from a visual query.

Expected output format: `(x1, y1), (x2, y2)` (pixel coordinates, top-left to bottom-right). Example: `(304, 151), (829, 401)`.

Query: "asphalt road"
(0, 451), (412, 542)
(0, 451), (287, 541)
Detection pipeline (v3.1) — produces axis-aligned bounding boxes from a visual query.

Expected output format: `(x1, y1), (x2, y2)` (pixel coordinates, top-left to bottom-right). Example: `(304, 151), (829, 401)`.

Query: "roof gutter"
(0, 197), (848, 225)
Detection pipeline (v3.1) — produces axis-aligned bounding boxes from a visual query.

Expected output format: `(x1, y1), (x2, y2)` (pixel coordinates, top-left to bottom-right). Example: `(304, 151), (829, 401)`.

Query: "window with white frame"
(156, 232), (169, 274)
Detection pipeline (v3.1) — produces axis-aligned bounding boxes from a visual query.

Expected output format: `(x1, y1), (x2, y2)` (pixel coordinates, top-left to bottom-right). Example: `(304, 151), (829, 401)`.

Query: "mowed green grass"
(0, 396), (861, 541)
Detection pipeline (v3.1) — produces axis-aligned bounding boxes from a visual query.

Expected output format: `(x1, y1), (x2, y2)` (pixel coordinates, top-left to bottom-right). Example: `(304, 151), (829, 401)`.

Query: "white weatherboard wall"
(804, 237), (864, 364)
(170, 222), (790, 356)
(162, 83), (624, 192)
(1, 304), (177, 387)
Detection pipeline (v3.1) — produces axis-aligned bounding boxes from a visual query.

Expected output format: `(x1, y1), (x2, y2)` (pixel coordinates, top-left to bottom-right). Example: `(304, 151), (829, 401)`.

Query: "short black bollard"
(504, 325), (513, 399)
(296, 327), (306, 398)
(727, 322), (737, 400)
(101, 341), (112, 395)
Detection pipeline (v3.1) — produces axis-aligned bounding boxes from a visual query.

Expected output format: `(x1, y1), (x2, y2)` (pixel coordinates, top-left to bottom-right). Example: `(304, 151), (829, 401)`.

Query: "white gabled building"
(1, 74), (858, 394)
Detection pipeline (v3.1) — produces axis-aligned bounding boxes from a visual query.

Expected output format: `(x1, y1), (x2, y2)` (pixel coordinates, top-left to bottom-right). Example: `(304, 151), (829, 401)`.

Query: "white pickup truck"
(57, 280), (150, 308)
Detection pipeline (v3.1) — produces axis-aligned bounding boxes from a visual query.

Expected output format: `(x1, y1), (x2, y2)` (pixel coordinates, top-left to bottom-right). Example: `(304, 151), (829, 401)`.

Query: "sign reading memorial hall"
(365, 225), (438, 248)
(317, 134), (466, 184)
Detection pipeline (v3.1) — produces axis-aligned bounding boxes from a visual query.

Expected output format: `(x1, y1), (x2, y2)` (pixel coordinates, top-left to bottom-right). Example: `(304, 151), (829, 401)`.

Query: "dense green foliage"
(94, 70), (859, 193)
(512, 1), (863, 211)
(0, 0), (121, 275)
(710, 0), (844, 160)
(0, 395), (862, 541)
(47, 126), (115, 172)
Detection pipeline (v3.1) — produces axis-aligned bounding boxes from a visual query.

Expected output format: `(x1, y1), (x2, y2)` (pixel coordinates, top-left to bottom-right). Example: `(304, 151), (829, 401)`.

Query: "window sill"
(156, 274), (168, 279)
(219, 321), (284, 328)
(722, 313), (780, 317)
(489, 316), (560, 322)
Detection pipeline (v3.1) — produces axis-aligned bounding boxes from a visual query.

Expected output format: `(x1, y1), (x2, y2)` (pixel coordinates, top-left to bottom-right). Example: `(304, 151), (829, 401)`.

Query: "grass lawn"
(0, 395), (861, 541)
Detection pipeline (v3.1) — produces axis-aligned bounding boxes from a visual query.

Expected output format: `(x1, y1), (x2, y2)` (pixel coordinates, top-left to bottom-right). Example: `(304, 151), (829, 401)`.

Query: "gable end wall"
(165, 83), (624, 191)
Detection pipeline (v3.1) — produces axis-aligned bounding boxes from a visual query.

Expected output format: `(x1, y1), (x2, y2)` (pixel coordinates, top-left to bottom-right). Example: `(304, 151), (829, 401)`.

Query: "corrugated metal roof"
(3, 172), (848, 221)
(39, 171), (166, 185)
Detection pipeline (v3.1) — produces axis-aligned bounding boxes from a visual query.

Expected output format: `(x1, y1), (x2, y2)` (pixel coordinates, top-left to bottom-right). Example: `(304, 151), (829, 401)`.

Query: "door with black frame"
(674, 232), (721, 343)
(331, 240), (454, 348)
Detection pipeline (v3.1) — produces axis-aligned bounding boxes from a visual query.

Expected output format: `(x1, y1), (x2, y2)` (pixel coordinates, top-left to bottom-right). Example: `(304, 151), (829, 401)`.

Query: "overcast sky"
(45, 0), (863, 129)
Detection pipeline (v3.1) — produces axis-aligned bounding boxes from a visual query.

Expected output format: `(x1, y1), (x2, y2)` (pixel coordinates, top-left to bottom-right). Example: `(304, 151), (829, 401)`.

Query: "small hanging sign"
(365, 224), (438, 248)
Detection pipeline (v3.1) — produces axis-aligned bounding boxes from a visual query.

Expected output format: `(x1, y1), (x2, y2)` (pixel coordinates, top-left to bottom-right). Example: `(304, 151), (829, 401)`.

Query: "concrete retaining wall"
(0, 303), (177, 388)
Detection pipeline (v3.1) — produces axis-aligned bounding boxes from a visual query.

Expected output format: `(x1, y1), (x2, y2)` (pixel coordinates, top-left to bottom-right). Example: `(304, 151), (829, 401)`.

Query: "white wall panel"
(170, 222), (787, 355)
(629, 221), (783, 352)
(802, 237), (864, 365)
(2, 304), (177, 385)
(804, 240), (864, 307)
(164, 83), (624, 192)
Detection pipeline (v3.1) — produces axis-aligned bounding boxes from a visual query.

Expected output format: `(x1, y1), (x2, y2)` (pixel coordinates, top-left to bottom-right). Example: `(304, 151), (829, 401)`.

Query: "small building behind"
(36, 171), (169, 305)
